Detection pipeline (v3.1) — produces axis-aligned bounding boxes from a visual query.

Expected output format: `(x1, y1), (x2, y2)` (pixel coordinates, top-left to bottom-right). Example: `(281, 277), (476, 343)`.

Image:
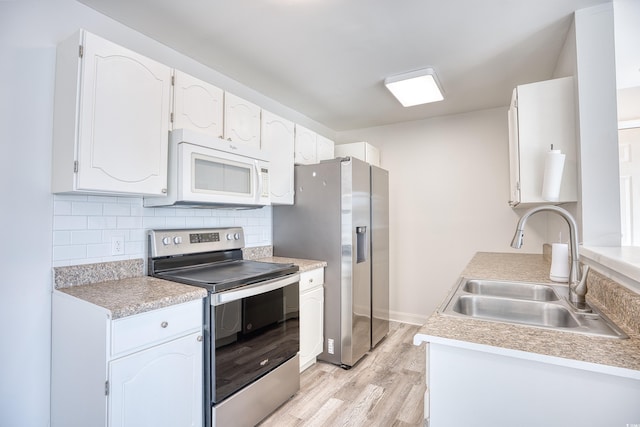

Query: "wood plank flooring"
(259, 322), (426, 427)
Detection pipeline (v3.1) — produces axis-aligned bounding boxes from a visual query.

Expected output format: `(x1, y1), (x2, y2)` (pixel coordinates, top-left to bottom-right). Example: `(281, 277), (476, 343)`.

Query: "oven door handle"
(211, 273), (300, 305)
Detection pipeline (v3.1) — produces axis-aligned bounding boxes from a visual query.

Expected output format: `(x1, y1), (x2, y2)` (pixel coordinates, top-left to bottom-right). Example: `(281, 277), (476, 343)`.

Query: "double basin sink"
(441, 278), (628, 339)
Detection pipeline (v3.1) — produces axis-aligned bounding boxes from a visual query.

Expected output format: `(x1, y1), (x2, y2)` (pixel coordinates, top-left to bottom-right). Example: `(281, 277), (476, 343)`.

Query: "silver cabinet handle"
(197, 335), (203, 342)
(160, 321), (168, 328)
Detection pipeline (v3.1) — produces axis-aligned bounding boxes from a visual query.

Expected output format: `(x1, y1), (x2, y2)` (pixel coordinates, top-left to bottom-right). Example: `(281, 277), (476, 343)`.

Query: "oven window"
(212, 282), (299, 403)
(193, 156), (252, 195)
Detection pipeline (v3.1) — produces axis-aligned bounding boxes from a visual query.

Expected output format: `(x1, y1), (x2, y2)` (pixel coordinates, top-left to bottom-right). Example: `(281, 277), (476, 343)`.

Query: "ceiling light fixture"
(384, 67), (444, 107)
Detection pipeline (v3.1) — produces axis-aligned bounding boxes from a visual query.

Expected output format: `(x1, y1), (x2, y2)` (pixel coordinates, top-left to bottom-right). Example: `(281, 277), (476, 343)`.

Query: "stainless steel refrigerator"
(273, 157), (389, 367)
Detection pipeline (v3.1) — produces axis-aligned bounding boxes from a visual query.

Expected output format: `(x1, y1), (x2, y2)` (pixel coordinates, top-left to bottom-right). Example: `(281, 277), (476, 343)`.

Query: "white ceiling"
(76, 0), (613, 131)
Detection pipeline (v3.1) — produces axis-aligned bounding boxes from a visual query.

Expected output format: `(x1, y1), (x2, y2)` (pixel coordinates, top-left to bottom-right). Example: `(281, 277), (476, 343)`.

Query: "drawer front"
(299, 268), (324, 293)
(111, 299), (202, 357)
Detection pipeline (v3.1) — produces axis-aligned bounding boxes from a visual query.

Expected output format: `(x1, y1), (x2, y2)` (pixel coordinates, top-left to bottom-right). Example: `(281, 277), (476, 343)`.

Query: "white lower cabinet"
(299, 268), (325, 372)
(51, 293), (203, 427)
(422, 341), (640, 426)
(109, 332), (202, 427)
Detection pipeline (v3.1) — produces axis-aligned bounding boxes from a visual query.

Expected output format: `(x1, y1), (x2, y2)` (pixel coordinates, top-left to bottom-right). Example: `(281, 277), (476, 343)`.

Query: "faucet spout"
(510, 205), (587, 306)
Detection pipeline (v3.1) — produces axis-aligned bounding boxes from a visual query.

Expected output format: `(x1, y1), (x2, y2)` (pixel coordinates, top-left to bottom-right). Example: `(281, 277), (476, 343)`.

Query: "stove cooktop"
(155, 259), (299, 293)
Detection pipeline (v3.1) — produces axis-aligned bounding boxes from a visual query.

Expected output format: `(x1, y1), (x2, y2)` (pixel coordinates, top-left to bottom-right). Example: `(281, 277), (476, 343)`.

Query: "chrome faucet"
(511, 205), (590, 310)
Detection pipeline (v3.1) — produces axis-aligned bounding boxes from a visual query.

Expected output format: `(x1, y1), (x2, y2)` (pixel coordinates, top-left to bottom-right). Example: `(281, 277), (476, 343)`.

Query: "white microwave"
(144, 129), (270, 208)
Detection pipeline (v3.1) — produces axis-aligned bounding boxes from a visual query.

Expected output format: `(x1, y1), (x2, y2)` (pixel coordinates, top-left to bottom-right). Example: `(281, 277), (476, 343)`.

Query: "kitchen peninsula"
(414, 252), (640, 426)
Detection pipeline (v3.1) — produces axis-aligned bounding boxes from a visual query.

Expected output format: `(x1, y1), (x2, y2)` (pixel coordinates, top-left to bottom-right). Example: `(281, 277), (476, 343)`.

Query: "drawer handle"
(197, 335), (203, 342)
(160, 321), (168, 328)
(309, 278), (313, 283)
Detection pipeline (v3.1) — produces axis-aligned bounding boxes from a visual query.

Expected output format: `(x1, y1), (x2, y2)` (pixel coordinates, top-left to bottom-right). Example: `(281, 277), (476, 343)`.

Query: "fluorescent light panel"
(384, 68), (444, 107)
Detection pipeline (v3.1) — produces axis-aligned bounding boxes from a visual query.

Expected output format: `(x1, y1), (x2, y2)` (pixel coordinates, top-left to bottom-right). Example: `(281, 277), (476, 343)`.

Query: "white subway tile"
(103, 203), (131, 216)
(86, 243), (110, 258)
(117, 216), (143, 229)
(53, 245), (87, 261)
(185, 217), (205, 228)
(88, 216), (117, 230)
(142, 217), (167, 229)
(53, 201), (72, 215)
(54, 194), (87, 202)
(71, 202), (103, 216)
(53, 231), (71, 245)
(88, 195), (119, 203)
(165, 217), (187, 228)
(71, 230), (102, 244)
(53, 215), (87, 231)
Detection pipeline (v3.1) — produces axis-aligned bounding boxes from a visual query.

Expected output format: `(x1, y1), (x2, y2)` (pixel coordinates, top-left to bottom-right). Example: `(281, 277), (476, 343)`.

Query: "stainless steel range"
(148, 227), (300, 427)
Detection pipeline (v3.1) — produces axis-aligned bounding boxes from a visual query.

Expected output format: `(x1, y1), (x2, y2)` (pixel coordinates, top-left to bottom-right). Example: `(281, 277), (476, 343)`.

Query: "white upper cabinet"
(261, 110), (295, 204)
(294, 124), (317, 164)
(316, 134), (335, 162)
(508, 76), (578, 207)
(335, 141), (380, 166)
(224, 92), (261, 150)
(172, 70), (224, 139)
(295, 125), (335, 165)
(52, 30), (172, 196)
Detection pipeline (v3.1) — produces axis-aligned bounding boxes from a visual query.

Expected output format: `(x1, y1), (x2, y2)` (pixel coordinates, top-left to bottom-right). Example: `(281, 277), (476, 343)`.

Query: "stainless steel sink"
(462, 279), (559, 301)
(441, 277), (628, 339)
(452, 295), (578, 327)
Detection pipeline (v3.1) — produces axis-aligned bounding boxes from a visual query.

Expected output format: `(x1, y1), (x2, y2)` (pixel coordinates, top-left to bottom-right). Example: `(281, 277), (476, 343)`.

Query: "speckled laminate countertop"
(53, 259), (207, 319)
(415, 252), (640, 374)
(256, 256), (327, 272)
(53, 255), (325, 319)
(57, 276), (208, 319)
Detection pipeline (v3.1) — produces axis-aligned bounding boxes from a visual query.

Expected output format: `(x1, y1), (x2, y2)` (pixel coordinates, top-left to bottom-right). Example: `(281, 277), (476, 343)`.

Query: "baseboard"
(389, 309), (427, 326)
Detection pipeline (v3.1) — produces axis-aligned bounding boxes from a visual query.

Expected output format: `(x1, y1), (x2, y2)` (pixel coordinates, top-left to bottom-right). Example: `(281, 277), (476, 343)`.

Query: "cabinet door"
(510, 77), (577, 206)
(223, 92), (261, 149)
(299, 286), (324, 372)
(507, 89), (521, 206)
(261, 110), (294, 204)
(173, 70), (223, 139)
(77, 31), (171, 195)
(316, 135), (335, 162)
(294, 124), (317, 164)
(109, 332), (203, 427)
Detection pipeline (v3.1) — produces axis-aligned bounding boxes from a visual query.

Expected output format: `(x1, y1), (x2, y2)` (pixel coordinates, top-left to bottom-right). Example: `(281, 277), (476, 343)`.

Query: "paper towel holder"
(541, 144), (566, 202)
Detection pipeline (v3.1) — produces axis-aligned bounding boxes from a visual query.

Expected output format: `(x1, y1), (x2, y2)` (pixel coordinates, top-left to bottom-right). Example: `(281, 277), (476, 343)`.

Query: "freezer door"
(340, 158), (372, 366)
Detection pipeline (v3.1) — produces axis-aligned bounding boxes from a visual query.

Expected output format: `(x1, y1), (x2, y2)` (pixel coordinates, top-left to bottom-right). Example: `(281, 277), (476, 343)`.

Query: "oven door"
(209, 273), (299, 404)
(178, 141), (270, 206)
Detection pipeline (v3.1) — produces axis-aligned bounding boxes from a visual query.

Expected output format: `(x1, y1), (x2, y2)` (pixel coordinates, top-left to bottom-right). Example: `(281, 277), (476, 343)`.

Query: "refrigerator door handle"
(356, 226), (368, 263)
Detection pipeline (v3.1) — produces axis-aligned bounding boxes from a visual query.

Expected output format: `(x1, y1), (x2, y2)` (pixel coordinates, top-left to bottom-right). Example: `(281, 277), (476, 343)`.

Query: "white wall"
(337, 108), (547, 323)
(574, 3), (621, 246)
(0, 1), (325, 425)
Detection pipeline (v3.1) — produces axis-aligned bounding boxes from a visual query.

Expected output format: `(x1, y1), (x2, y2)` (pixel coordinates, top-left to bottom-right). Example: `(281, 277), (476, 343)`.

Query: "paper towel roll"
(542, 149), (566, 202)
(550, 243), (569, 282)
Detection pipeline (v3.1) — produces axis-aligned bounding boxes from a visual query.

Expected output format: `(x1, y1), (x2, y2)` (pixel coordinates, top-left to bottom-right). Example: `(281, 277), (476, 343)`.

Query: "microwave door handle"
(254, 160), (262, 203)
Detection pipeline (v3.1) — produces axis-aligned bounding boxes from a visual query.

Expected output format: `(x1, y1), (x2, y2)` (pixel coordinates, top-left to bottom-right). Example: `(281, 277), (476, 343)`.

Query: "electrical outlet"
(327, 338), (334, 354)
(111, 236), (125, 255)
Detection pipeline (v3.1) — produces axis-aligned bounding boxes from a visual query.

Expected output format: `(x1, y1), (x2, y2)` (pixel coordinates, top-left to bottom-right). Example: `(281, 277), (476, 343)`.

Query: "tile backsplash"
(52, 194), (272, 267)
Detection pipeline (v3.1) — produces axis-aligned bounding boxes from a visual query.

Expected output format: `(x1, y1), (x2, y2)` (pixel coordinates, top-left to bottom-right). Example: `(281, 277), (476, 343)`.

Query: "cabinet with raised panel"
(299, 268), (325, 372)
(294, 125), (335, 165)
(172, 70), (224, 139)
(261, 110), (295, 204)
(51, 294), (203, 427)
(52, 29), (172, 196)
(224, 92), (261, 149)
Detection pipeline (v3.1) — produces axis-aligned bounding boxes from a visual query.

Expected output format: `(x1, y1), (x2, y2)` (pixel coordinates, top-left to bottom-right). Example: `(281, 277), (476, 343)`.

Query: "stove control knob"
(234, 233), (240, 240)
(226, 233), (233, 241)
(162, 237), (171, 246)
(173, 236), (183, 245)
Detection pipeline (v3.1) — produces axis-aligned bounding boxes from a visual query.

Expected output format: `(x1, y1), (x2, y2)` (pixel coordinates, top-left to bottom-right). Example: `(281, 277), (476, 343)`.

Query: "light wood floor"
(259, 322), (426, 427)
